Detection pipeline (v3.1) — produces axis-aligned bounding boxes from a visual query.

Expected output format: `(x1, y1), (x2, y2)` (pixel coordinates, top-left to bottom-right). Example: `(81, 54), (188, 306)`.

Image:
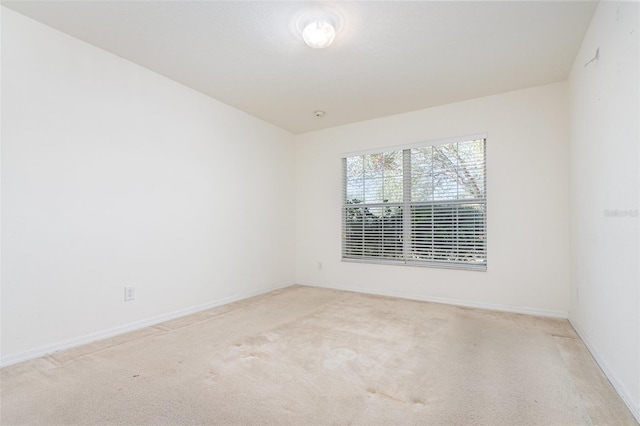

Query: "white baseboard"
(1, 282), (294, 368)
(569, 319), (640, 423)
(301, 282), (569, 319)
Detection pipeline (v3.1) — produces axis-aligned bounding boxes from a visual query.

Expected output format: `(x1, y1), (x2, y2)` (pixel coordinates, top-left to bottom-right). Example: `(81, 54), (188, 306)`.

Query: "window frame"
(341, 133), (487, 271)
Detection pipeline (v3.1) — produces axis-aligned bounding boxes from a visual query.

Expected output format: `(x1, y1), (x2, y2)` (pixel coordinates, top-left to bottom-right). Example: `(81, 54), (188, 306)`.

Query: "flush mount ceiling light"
(302, 18), (336, 48)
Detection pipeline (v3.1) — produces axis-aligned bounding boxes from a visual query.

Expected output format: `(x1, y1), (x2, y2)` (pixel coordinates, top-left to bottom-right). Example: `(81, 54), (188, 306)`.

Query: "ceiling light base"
(302, 19), (336, 48)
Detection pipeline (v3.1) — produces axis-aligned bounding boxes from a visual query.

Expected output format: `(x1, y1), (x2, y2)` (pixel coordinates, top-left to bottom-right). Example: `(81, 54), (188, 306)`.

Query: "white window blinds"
(342, 137), (486, 270)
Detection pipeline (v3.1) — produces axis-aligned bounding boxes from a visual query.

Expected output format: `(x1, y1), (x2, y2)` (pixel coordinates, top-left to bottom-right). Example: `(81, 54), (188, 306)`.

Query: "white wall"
(1, 8), (295, 364)
(568, 1), (640, 418)
(294, 82), (570, 317)
(0, 5), (4, 364)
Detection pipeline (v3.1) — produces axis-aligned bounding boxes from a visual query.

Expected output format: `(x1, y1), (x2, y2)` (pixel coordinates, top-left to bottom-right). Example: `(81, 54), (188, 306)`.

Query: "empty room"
(1, 1), (639, 425)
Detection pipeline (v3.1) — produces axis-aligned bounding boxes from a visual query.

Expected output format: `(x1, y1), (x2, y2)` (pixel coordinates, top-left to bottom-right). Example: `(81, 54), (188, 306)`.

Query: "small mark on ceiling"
(584, 48), (599, 67)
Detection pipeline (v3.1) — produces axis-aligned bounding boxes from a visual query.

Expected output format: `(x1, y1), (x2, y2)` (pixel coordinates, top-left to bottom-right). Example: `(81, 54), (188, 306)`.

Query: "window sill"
(341, 257), (487, 271)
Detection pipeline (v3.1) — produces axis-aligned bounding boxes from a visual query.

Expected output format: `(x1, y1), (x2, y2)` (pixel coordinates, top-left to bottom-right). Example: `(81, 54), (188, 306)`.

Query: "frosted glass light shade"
(302, 20), (336, 48)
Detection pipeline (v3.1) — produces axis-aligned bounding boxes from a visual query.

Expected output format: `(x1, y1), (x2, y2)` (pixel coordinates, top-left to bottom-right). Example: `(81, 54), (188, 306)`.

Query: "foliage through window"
(342, 137), (486, 270)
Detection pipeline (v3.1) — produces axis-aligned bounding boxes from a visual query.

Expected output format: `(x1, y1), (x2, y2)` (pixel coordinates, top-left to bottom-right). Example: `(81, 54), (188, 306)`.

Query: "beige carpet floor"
(1, 285), (637, 425)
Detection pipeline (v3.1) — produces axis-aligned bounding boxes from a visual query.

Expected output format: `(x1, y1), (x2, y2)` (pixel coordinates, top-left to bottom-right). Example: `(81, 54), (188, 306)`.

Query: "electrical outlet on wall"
(124, 285), (135, 301)
(317, 261), (323, 270)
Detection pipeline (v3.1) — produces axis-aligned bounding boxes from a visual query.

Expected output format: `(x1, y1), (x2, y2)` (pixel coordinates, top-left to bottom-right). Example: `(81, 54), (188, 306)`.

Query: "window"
(342, 136), (486, 270)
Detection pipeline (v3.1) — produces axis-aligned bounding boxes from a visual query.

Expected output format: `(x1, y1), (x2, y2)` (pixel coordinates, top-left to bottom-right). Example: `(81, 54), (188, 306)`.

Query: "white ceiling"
(3, 1), (597, 134)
